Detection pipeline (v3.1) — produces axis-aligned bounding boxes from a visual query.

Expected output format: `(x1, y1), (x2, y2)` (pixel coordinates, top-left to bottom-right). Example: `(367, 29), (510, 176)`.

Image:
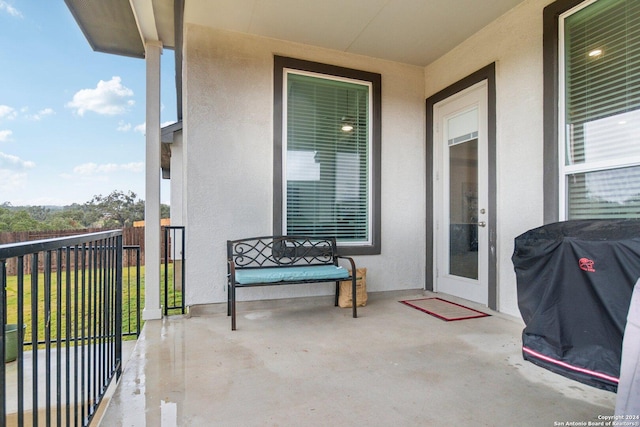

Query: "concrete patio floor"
(97, 291), (616, 426)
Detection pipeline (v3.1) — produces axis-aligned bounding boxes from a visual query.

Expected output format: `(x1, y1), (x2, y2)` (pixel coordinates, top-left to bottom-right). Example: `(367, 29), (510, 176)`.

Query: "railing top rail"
(0, 229), (123, 260)
(163, 225), (185, 230)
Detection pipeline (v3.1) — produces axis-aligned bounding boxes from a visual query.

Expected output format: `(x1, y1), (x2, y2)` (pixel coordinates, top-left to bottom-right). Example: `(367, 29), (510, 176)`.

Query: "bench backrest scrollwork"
(227, 236), (338, 269)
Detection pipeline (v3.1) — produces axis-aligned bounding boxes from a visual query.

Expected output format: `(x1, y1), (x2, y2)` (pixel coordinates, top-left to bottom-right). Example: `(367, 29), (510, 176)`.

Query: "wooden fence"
(0, 227), (152, 276)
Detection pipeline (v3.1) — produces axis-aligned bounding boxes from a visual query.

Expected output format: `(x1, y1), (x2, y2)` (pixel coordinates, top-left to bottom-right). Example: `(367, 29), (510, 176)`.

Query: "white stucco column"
(143, 40), (163, 320)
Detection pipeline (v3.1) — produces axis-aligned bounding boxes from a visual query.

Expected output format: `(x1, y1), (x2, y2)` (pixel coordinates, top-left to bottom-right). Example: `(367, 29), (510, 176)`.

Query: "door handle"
(478, 221), (486, 228)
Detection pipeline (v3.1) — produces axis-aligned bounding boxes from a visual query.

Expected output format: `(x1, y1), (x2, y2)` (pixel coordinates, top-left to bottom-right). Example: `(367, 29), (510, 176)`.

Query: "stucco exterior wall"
(425, 0), (554, 317)
(183, 25), (427, 307)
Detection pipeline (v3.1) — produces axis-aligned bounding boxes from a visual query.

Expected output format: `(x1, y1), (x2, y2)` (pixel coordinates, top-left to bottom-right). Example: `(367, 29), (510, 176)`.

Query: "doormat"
(399, 297), (490, 321)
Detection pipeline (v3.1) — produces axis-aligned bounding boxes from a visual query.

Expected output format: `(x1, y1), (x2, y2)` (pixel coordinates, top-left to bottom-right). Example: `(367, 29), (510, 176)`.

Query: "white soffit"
(131, 0), (160, 43)
(184, 0), (525, 67)
(153, 0), (176, 48)
(129, 0), (176, 50)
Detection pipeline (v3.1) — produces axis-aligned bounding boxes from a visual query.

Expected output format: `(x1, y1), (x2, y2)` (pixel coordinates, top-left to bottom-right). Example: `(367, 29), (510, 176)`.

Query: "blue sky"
(0, 1), (176, 206)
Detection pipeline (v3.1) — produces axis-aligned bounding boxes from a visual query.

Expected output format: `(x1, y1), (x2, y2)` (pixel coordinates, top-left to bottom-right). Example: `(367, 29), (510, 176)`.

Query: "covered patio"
(58, 1), (634, 424)
(98, 291), (615, 426)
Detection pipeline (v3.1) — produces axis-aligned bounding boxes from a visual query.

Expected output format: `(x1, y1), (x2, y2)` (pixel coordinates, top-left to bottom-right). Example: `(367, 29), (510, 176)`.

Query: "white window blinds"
(284, 71), (371, 243)
(563, 0), (640, 219)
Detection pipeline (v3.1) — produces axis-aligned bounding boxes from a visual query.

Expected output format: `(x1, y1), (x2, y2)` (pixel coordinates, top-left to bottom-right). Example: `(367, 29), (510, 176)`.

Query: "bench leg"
(335, 281), (339, 306)
(231, 284), (237, 330)
(352, 275), (357, 318)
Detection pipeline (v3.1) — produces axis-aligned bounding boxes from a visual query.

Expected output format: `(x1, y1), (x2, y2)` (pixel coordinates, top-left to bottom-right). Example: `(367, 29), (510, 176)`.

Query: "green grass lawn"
(4, 263), (182, 348)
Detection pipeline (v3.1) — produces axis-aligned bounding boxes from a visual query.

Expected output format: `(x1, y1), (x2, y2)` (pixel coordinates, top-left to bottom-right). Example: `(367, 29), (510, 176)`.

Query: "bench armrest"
(337, 255), (356, 272)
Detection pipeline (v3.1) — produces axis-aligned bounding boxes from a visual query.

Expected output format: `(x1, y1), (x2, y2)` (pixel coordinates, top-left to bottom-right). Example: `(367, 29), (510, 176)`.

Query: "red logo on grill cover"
(579, 258), (595, 272)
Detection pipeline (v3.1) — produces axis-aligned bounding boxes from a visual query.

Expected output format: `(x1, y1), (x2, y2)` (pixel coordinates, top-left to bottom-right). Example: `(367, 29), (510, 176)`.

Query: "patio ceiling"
(66, 0), (526, 67)
(185, 0), (527, 67)
(65, 0), (526, 175)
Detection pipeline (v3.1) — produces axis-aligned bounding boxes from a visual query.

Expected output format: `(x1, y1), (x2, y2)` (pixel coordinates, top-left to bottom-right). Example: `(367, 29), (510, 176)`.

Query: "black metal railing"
(163, 226), (185, 315)
(123, 245), (142, 337)
(1, 230), (125, 427)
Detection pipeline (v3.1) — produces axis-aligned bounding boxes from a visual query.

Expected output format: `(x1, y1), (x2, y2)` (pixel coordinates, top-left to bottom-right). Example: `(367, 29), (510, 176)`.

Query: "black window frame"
(543, 0), (587, 223)
(543, 0), (640, 222)
(273, 56), (381, 255)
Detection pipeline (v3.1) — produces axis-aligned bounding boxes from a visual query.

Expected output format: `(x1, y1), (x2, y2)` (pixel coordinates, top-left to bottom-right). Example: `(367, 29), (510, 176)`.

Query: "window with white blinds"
(284, 71), (371, 244)
(561, 0), (640, 219)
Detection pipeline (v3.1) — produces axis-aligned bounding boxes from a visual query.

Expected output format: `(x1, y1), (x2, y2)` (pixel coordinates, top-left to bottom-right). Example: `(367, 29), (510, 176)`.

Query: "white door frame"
(433, 82), (488, 305)
(426, 64), (497, 310)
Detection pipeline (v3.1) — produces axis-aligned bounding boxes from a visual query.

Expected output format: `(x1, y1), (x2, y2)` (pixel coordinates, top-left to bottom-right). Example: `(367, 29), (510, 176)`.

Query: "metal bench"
(226, 235), (357, 330)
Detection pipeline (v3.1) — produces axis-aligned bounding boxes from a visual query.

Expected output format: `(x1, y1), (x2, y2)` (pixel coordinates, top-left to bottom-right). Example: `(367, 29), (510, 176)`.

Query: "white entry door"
(433, 81), (488, 305)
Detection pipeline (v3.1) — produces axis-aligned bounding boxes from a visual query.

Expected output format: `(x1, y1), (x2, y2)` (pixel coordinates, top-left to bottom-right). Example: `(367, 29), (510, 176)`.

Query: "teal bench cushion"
(235, 265), (349, 285)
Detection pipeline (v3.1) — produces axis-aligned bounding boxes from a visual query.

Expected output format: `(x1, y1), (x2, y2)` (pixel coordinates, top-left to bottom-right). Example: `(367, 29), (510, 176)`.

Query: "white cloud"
(0, 1), (22, 18)
(0, 105), (17, 120)
(117, 121), (132, 132)
(66, 76), (135, 116)
(0, 130), (13, 142)
(0, 151), (35, 170)
(72, 163), (95, 175)
(0, 169), (27, 192)
(120, 162), (144, 173)
(73, 161), (144, 176)
(1, 105), (55, 121)
(73, 162), (105, 175)
(134, 123), (146, 134)
(27, 108), (55, 121)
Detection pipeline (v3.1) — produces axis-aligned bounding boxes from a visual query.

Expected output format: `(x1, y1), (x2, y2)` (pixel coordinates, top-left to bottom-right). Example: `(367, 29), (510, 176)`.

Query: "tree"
(0, 190), (169, 232)
(5, 210), (39, 232)
(87, 190), (145, 228)
(0, 207), (13, 231)
(25, 205), (51, 222)
(161, 203), (170, 219)
(58, 203), (101, 228)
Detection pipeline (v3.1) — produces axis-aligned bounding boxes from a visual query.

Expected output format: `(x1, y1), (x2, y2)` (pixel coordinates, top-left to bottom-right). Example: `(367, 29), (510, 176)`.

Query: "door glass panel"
(448, 110), (478, 280)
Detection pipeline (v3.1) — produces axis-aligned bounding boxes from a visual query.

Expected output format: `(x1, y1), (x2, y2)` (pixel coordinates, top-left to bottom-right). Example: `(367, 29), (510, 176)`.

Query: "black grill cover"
(512, 220), (640, 392)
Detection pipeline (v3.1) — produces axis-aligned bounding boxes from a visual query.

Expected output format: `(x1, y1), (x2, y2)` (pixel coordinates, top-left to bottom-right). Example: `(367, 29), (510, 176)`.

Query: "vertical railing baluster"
(65, 245), (72, 427)
(104, 238), (111, 389)
(107, 238), (113, 381)
(171, 227), (176, 312)
(72, 244), (79, 427)
(17, 256), (25, 426)
(45, 249), (52, 426)
(97, 239), (102, 396)
(56, 247), (63, 426)
(116, 236), (123, 379)
(98, 239), (104, 395)
(80, 243), (87, 426)
(136, 247), (141, 336)
(94, 240), (100, 415)
(31, 252), (39, 426)
(181, 228), (186, 315)
(0, 260), (6, 426)
(90, 241), (96, 419)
